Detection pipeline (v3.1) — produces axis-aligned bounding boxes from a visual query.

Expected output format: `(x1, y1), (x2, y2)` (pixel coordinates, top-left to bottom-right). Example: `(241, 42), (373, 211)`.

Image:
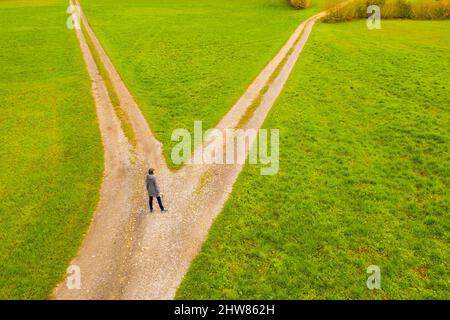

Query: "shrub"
(378, 0), (414, 18)
(413, 0), (450, 19)
(395, 0), (414, 18)
(382, 0), (400, 17)
(290, 0), (312, 9)
(354, 0), (371, 18)
(322, 0), (450, 21)
(322, 0), (359, 22)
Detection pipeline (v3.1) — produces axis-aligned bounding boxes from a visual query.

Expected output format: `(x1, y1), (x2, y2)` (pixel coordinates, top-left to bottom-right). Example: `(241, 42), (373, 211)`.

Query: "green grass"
(80, 0), (326, 167)
(236, 85), (269, 128)
(176, 20), (450, 299)
(0, 0), (103, 299)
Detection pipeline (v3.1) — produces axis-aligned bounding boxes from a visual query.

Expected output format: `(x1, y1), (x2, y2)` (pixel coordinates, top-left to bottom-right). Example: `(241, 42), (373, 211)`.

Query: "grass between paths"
(237, 20), (309, 128)
(176, 20), (450, 299)
(81, 22), (137, 148)
(0, 0), (103, 299)
(236, 85), (269, 128)
(80, 0), (326, 168)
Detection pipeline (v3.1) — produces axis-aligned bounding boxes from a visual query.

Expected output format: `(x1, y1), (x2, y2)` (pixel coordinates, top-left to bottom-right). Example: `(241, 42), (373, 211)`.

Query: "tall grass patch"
(323, 0), (450, 21)
(290, 0), (313, 9)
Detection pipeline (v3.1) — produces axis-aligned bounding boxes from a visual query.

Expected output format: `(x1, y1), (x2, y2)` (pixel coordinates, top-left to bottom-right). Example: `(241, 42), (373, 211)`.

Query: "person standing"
(145, 168), (167, 213)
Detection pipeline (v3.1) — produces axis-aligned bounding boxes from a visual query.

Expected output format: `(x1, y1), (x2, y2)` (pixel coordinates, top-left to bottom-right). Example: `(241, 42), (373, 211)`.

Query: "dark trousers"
(149, 196), (164, 211)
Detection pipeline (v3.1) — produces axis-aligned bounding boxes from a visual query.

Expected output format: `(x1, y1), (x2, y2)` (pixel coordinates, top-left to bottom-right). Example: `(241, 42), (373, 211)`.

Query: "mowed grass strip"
(177, 20), (450, 299)
(237, 22), (309, 128)
(80, 0), (326, 167)
(80, 22), (137, 147)
(0, 0), (103, 299)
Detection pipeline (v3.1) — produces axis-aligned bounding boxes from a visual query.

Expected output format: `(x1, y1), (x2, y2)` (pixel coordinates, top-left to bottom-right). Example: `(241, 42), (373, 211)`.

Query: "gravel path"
(55, 1), (327, 299)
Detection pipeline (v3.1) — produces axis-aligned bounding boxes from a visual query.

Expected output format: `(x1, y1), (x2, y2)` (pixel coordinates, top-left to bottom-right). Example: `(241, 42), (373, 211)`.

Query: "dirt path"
(55, 1), (326, 299)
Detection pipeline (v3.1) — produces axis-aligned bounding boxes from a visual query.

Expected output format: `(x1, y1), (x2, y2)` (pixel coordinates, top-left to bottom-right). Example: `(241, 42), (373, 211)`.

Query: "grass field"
(80, 0), (325, 167)
(0, 0), (103, 299)
(176, 20), (450, 299)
